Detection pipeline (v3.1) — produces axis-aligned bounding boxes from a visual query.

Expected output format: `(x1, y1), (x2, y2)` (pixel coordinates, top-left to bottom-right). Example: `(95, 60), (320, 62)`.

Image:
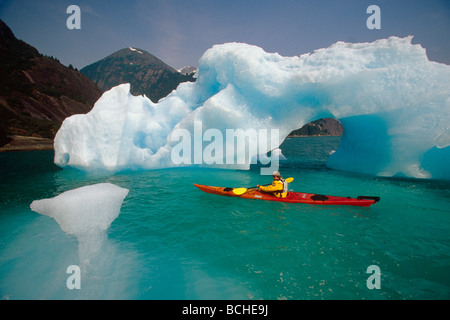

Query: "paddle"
(232, 177), (294, 195)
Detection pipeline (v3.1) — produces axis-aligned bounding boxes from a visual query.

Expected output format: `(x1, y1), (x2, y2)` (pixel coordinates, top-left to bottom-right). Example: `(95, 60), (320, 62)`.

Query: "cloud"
(81, 5), (102, 18)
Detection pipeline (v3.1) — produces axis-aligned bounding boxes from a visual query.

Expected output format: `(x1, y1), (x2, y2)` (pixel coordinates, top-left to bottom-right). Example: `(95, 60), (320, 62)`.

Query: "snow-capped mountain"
(177, 65), (197, 75)
(80, 47), (195, 102)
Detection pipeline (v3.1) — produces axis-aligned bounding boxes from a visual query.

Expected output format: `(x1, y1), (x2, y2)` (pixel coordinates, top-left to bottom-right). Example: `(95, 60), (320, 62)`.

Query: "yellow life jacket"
(259, 179), (288, 198)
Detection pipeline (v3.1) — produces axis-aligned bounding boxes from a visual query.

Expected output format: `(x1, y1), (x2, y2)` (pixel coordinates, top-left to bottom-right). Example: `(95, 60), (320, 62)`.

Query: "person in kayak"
(257, 171), (288, 198)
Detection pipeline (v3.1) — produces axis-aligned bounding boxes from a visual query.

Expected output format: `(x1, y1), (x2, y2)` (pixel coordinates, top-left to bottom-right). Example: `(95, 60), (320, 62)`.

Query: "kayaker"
(257, 171), (288, 198)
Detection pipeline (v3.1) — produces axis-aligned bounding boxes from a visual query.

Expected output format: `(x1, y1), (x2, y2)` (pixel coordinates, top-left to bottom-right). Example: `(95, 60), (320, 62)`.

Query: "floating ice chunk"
(30, 183), (129, 264)
(54, 37), (450, 180)
(30, 183), (128, 236)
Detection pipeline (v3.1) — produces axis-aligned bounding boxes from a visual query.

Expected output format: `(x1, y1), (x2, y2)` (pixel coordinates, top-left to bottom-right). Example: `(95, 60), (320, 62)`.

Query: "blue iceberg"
(54, 37), (450, 179)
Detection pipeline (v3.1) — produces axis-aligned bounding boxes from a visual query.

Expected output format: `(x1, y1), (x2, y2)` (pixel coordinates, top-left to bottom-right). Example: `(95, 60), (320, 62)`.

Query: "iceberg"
(54, 37), (450, 179)
(30, 183), (129, 265)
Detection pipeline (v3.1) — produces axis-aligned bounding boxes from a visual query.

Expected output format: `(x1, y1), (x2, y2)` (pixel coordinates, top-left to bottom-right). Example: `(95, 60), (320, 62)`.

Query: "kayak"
(194, 184), (380, 207)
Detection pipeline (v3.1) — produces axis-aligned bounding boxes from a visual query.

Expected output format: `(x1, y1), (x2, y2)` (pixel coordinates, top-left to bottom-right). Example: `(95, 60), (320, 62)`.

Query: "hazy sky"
(1, 0), (449, 69)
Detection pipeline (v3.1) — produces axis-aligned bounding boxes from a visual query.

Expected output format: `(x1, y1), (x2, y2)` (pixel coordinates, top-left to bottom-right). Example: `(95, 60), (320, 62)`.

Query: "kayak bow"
(194, 184), (380, 207)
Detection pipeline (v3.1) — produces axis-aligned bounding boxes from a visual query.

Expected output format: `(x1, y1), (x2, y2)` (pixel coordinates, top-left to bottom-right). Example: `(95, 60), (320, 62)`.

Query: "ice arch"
(54, 37), (450, 179)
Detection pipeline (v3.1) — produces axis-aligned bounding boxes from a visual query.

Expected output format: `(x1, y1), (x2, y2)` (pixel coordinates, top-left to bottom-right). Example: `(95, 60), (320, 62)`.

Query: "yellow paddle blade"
(285, 177), (294, 183)
(232, 188), (248, 195)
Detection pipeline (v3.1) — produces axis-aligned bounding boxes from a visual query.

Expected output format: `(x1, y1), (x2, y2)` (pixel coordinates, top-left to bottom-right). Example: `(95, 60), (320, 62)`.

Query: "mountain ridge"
(0, 19), (103, 144)
(178, 65), (197, 75)
(80, 47), (195, 103)
(289, 118), (343, 137)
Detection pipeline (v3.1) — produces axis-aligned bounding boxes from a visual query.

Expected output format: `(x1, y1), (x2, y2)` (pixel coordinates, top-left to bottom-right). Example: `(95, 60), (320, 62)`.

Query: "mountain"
(289, 118), (343, 137)
(80, 47), (195, 103)
(0, 19), (103, 144)
(178, 65), (197, 75)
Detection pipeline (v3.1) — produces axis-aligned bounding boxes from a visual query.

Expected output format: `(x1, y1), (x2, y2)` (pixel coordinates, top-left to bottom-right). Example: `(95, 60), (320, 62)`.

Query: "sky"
(0, 0), (449, 70)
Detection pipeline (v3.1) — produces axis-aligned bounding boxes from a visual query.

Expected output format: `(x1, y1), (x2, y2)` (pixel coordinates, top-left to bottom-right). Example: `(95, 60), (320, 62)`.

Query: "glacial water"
(1, 136), (449, 300)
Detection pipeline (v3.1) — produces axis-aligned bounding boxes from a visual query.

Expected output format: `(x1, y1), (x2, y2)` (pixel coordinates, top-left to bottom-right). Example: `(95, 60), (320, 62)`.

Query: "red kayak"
(194, 184), (380, 207)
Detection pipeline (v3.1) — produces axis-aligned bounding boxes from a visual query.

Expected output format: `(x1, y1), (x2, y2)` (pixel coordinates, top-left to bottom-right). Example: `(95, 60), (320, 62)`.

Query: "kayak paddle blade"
(232, 188), (248, 195)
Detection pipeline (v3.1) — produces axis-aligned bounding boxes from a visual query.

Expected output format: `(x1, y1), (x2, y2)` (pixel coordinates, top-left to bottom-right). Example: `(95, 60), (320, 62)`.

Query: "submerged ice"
(30, 183), (129, 264)
(54, 37), (450, 179)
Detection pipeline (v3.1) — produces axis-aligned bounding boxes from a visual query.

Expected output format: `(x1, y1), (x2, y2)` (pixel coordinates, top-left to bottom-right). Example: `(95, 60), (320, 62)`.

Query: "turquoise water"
(1, 136), (449, 300)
